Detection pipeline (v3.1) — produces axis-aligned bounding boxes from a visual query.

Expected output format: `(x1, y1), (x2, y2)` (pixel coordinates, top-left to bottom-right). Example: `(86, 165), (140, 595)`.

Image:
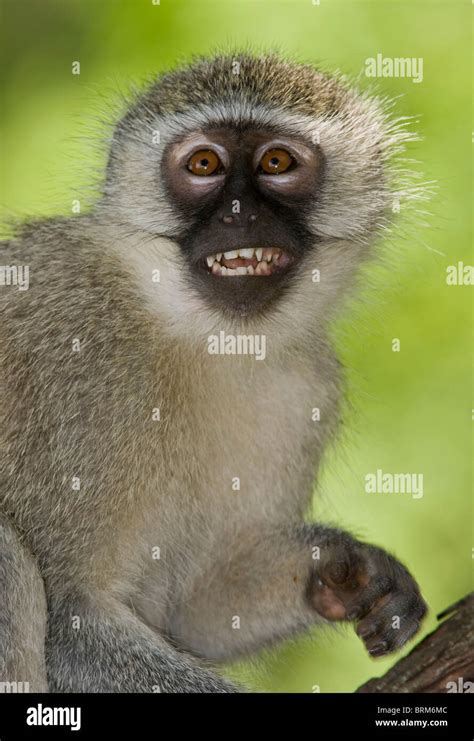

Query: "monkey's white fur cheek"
(112, 233), (211, 341)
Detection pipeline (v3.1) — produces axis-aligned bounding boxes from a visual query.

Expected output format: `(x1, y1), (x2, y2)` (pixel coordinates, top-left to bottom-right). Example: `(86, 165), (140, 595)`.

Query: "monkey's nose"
(221, 213), (258, 225)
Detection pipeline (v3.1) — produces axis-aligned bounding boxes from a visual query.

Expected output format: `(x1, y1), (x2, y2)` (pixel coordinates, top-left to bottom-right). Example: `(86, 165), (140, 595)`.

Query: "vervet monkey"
(0, 53), (427, 693)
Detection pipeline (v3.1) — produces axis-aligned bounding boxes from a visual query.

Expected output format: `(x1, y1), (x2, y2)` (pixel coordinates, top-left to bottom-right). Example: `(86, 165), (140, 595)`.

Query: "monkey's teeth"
(255, 261), (271, 276)
(216, 265), (257, 276)
(205, 247), (289, 275)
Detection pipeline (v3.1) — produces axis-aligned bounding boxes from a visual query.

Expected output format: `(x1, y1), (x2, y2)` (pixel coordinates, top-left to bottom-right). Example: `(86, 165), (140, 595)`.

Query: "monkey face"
(104, 55), (406, 328)
(162, 127), (325, 316)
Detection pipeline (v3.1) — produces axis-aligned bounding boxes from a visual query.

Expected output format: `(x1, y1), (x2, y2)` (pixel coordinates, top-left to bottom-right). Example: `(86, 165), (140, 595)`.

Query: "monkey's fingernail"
(368, 641), (388, 656)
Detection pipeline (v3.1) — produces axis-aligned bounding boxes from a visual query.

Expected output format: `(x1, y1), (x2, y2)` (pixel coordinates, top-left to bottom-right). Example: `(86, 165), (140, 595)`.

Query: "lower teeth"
(211, 262), (273, 276)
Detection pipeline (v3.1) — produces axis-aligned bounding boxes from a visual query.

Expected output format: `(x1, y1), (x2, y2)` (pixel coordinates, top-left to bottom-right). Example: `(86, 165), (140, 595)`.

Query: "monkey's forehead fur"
(130, 54), (349, 118)
(114, 52), (397, 140)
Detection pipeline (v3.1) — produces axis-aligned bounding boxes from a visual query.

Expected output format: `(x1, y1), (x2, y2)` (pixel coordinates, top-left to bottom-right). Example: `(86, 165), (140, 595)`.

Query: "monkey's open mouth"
(202, 247), (293, 277)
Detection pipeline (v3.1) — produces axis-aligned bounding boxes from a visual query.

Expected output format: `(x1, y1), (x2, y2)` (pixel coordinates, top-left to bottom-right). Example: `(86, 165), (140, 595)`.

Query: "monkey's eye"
(187, 149), (223, 176)
(259, 148), (295, 175)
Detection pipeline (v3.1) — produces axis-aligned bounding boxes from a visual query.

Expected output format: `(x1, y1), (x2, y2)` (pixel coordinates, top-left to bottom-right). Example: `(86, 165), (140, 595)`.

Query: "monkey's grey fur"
(0, 53), (426, 693)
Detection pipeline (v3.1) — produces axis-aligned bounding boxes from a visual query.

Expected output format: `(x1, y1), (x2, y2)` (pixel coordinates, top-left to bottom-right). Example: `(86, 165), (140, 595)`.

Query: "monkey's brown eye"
(187, 149), (222, 176)
(259, 148), (294, 174)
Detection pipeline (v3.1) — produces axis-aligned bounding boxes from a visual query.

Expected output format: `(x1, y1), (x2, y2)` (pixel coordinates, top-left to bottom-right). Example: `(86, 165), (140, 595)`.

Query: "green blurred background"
(1, 0), (471, 692)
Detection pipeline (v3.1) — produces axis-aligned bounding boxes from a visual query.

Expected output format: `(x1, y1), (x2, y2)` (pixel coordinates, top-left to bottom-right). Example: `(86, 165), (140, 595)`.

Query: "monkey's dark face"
(105, 55), (397, 328)
(162, 127), (324, 316)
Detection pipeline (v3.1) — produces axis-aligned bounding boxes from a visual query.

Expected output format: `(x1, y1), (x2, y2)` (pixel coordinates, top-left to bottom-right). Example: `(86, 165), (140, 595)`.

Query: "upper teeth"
(207, 247), (280, 262)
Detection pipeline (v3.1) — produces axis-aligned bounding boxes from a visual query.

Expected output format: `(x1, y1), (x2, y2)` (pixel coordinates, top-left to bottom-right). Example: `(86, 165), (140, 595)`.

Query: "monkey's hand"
(308, 532), (427, 657)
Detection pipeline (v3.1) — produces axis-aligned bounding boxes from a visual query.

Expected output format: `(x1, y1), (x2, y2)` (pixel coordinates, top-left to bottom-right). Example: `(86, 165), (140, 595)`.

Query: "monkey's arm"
(168, 524), (427, 662)
(0, 515), (49, 691)
(45, 592), (239, 693)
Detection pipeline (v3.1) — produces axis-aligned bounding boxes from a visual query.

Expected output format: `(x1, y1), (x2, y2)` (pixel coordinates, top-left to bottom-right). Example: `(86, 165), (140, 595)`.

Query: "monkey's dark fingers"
(355, 591), (427, 657)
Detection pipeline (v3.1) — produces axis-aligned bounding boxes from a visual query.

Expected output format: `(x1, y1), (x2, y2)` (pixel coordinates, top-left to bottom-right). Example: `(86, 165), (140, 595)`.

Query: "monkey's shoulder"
(0, 216), (153, 365)
(1, 215), (115, 279)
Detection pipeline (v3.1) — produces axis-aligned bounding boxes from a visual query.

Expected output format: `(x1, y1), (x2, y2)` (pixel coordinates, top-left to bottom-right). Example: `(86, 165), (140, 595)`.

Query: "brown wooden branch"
(356, 593), (474, 693)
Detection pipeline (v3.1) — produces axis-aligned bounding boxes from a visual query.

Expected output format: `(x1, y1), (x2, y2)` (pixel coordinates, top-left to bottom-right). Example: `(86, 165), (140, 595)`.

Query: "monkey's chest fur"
(121, 351), (337, 631)
(1, 230), (340, 633)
